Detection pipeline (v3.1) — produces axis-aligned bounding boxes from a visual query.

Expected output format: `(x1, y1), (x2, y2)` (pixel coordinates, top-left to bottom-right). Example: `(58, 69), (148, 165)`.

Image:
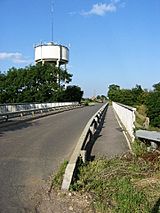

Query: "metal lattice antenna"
(51, 0), (54, 41)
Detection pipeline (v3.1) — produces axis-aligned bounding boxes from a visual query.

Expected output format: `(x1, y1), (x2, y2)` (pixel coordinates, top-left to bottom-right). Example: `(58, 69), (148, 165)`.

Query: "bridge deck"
(91, 106), (129, 159)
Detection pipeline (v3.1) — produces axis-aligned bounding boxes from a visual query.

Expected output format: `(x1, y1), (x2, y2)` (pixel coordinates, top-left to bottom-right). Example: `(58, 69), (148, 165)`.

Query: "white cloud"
(81, 1), (123, 16)
(68, 11), (77, 16)
(0, 52), (31, 64)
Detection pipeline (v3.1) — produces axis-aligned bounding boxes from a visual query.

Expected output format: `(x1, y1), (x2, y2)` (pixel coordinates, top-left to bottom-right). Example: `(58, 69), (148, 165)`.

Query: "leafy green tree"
(108, 82), (160, 128)
(101, 95), (107, 100)
(108, 84), (146, 106)
(96, 95), (107, 102)
(108, 84), (121, 102)
(153, 82), (160, 92)
(96, 95), (101, 100)
(145, 83), (160, 127)
(131, 85), (144, 105)
(120, 89), (134, 106)
(63, 86), (83, 103)
(0, 72), (6, 103)
(0, 64), (84, 104)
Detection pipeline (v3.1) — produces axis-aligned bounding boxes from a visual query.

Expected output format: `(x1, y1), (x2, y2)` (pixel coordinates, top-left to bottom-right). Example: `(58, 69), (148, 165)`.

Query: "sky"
(0, 0), (160, 97)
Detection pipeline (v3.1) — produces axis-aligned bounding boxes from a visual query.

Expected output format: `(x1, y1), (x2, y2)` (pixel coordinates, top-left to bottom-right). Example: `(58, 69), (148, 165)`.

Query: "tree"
(0, 64), (73, 103)
(145, 83), (160, 127)
(0, 64), (85, 104)
(153, 82), (160, 92)
(107, 82), (160, 128)
(108, 84), (146, 107)
(63, 86), (83, 103)
(131, 85), (143, 105)
(0, 72), (6, 103)
(96, 95), (107, 102)
(108, 84), (121, 102)
(120, 89), (134, 106)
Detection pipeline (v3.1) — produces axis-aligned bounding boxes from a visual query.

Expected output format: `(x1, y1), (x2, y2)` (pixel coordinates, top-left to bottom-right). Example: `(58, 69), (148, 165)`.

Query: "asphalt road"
(0, 104), (103, 213)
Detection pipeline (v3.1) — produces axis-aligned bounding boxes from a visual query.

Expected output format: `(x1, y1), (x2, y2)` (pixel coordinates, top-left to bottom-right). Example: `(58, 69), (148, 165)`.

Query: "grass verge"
(51, 160), (68, 190)
(70, 152), (160, 212)
(50, 144), (160, 212)
(131, 139), (148, 157)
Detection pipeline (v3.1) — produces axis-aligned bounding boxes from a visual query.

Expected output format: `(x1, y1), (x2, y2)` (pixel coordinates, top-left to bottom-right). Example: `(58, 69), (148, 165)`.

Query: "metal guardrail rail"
(61, 103), (108, 190)
(135, 129), (160, 150)
(0, 102), (79, 123)
(136, 130), (160, 143)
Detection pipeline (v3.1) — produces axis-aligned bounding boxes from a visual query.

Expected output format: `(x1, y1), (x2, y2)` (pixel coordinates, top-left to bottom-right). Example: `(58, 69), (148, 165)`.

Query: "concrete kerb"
(61, 103), (108, 190)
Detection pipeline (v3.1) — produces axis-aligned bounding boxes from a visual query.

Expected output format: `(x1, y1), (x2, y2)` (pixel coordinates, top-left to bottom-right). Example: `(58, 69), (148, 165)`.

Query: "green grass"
(131, 139), (148, 157)
(148, 126), (160, 132)
(50, 141), (160, 212)
(51, 160), (68, 190)
(135, 104), (160, 131)
(135, 111), (147, 129)
(136, 105), (147, 117)
(70, 153), (160, 212)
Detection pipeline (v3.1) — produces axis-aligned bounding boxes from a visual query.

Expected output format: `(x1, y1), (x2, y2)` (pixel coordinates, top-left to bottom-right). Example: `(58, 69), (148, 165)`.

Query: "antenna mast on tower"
(51, 0), (54, 42)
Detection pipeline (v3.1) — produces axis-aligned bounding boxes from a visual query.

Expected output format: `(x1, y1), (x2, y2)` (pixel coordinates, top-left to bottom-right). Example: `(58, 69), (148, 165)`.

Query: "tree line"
(108, 83), (160, 128)
(0, 64), (83, 104)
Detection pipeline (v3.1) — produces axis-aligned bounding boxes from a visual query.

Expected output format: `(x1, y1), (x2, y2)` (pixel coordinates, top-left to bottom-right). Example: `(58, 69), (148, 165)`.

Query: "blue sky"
(0, 0), (160, 97)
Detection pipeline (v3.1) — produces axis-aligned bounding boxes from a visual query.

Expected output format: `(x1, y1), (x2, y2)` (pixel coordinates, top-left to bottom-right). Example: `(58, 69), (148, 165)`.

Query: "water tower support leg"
(56, 60), (60, 87)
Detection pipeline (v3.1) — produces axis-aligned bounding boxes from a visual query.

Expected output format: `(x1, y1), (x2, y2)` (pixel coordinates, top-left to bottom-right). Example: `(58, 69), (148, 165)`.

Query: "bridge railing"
(112, 102), (160, 151)
(61, 103), (108, 190)
(0, 102), (79, 122)
(112, 102), (136, 142)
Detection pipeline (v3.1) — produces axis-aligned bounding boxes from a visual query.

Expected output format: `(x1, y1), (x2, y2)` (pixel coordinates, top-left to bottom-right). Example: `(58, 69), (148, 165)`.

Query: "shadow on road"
(0, 120), (38, 138)
(115, 127), (123, 132)
(0, 108), (74, 138)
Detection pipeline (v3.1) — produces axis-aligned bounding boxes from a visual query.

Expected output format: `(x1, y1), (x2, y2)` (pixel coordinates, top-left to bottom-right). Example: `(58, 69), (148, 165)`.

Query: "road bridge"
(0, 104), (104, 212)
(0, 103), (133, 212)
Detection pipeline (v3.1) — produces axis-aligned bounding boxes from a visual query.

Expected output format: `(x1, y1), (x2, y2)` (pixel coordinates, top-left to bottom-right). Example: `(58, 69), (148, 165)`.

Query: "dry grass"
(71, 152), (160, 212)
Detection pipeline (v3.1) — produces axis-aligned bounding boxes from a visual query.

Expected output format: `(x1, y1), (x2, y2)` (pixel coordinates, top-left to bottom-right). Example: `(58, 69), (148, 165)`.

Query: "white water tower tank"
(34, 42), (69, 67)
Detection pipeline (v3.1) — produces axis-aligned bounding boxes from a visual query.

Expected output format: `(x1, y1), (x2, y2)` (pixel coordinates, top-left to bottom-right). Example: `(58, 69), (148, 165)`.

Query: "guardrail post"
(80, 150), (86, 163)
(89, 126), (95, 135)
(6, 115), (8, 122)
(94, 118), (98, 129)
(96, 114), (100, 123)
(150, 141), (158, 150)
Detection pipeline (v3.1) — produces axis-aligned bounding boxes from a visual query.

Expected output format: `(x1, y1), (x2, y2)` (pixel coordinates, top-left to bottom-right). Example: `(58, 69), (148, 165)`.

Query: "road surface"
(0, 104), (103, 213)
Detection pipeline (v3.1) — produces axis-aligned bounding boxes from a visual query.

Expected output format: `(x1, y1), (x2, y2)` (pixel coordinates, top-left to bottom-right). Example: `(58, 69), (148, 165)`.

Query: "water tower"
(34, 2), (70, 87)
(34, 42), (69, 69)
(34, 2), (69, 68)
